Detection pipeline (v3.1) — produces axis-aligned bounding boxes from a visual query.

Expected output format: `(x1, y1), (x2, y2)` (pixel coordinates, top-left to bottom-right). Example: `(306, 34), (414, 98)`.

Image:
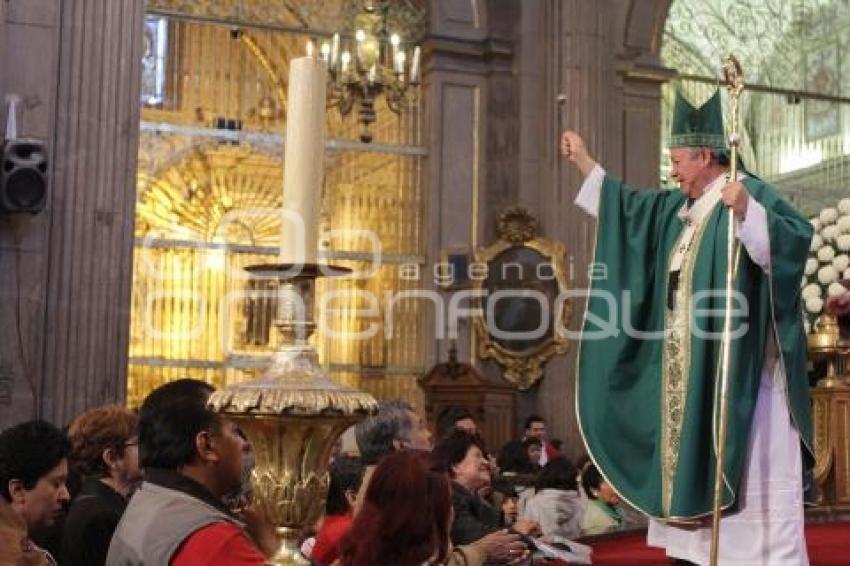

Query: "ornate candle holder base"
(208, 263), (377, 565)
(809, 314), (850, 389)
(810, 347), (850, 389)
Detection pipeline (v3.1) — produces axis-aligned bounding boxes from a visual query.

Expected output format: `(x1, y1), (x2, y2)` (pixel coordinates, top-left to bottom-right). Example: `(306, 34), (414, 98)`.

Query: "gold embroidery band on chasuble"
(661, 216), (713, 517)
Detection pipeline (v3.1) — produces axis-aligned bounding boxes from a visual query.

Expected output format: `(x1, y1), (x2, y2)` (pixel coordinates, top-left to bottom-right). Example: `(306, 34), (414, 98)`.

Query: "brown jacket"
(0, 500), (52, 566)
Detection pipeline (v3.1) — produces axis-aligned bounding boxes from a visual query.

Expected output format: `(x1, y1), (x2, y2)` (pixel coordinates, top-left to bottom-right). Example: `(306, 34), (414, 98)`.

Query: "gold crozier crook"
(710, 54), (745, 566)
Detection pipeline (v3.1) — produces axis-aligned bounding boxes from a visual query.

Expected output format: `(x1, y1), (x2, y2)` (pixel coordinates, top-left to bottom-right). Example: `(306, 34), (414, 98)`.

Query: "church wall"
(0, 0), (61, 427)
(0, 0), (144, 429)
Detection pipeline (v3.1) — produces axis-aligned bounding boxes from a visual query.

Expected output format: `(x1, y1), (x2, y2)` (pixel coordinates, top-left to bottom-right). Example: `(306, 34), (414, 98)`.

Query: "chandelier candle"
(280, 55), (326, 265)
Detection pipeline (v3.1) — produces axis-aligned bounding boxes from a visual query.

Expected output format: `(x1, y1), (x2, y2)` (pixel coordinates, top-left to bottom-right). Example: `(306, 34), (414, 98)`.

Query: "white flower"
(818, 265), (839, 285)
(805, 296), (824, 314)
(845, 268), (850, 280)
(829, 282), (847, 297)
(810, 218), (822, 231)
(834, 254), (850, 273)
(838, 215), (850, 234)
(811, 234), (824, 252)
(839, 198), (850, 215)
(817, 245), (836, 262)
(802, 283), (822, 299)
(820, 208), (839, 224)
(804, 319), (812, 334)
(838, 234), (850, 252)
(805, 257), (818, 276)
(822, 225), (839, 242)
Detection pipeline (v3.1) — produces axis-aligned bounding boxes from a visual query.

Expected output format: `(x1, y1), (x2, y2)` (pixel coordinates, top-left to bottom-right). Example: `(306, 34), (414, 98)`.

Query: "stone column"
(0, 0), (144, 428)
(423, 0), (492, 366)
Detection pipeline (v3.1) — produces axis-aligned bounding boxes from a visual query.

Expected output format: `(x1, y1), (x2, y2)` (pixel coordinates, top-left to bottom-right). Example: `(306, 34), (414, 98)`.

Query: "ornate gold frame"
(472, 207), (572, 390)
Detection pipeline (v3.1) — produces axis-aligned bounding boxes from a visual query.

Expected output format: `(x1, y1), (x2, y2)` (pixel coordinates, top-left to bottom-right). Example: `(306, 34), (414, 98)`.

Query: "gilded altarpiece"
(129, 3), (429, 408)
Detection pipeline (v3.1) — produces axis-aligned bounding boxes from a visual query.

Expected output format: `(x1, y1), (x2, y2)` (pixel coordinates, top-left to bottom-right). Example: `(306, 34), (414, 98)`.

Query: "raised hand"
(560, 130), (597, 176)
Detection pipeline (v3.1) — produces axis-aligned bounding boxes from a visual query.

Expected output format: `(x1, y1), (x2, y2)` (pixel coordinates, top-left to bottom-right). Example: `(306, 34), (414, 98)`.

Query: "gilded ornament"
(473, 209), (571, 390)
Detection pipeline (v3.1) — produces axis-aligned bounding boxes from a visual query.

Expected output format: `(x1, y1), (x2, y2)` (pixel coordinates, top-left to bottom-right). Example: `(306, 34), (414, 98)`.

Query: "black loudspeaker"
(1, 139), (48, 214)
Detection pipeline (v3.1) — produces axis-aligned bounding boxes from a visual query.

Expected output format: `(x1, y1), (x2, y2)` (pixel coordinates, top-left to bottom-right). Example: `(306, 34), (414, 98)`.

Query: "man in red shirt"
(107, 379), (277, 565)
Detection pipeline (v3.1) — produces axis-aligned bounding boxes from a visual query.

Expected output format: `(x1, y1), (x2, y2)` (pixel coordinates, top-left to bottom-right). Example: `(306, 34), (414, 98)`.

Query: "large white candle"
(280, 56), (326, 264)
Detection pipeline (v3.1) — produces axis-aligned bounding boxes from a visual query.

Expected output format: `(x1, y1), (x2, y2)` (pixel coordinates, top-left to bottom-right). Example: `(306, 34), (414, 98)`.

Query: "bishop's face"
(669, 147), (713, 199)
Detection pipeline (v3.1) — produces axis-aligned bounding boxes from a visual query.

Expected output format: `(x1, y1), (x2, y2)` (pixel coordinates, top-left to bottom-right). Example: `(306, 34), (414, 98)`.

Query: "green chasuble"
(576, 174), (814, 520)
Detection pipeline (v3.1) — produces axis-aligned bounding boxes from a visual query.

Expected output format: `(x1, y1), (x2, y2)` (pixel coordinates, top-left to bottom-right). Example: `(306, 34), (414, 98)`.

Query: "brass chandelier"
(319, 1), (421, 143)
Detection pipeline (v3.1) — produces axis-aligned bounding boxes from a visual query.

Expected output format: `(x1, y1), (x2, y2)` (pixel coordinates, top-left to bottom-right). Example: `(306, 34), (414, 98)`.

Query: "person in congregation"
(496, 440), (539, 516)
(436, 406), (479, 439)
(432, 430), (539, 547)
(60, 405), (141, 566)
(521, 459), (584, 540)
(522, 415), (559, 466)
(106, 378), (277, 565)
(562, 87), (813, 563)
(490, 480), (520, 527)
(0, 420), (71, 566)
(522, 437), (544, 471)
(338, 451), (454, 565)
(309, 456), (363, 566)
(354, 400), (526, 565)
(580, 463), (625, 536)
(352, 399), (433, 514)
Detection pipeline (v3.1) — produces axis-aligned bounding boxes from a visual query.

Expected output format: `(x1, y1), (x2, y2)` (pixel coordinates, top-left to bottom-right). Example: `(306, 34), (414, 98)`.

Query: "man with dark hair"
(523, 415), (559, 466)
(436, 406), (478, 439)
(107, 378), (276, 565)
(309, 456), (363, 566)
(0, 420), (71, 565)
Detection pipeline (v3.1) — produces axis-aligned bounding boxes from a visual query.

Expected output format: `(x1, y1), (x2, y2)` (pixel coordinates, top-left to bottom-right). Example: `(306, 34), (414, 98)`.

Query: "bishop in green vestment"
(562, 90), (813, 563)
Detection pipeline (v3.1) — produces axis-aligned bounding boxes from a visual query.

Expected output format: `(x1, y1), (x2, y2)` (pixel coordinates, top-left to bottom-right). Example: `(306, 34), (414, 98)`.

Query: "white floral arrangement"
(803, 200), (850, 326)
